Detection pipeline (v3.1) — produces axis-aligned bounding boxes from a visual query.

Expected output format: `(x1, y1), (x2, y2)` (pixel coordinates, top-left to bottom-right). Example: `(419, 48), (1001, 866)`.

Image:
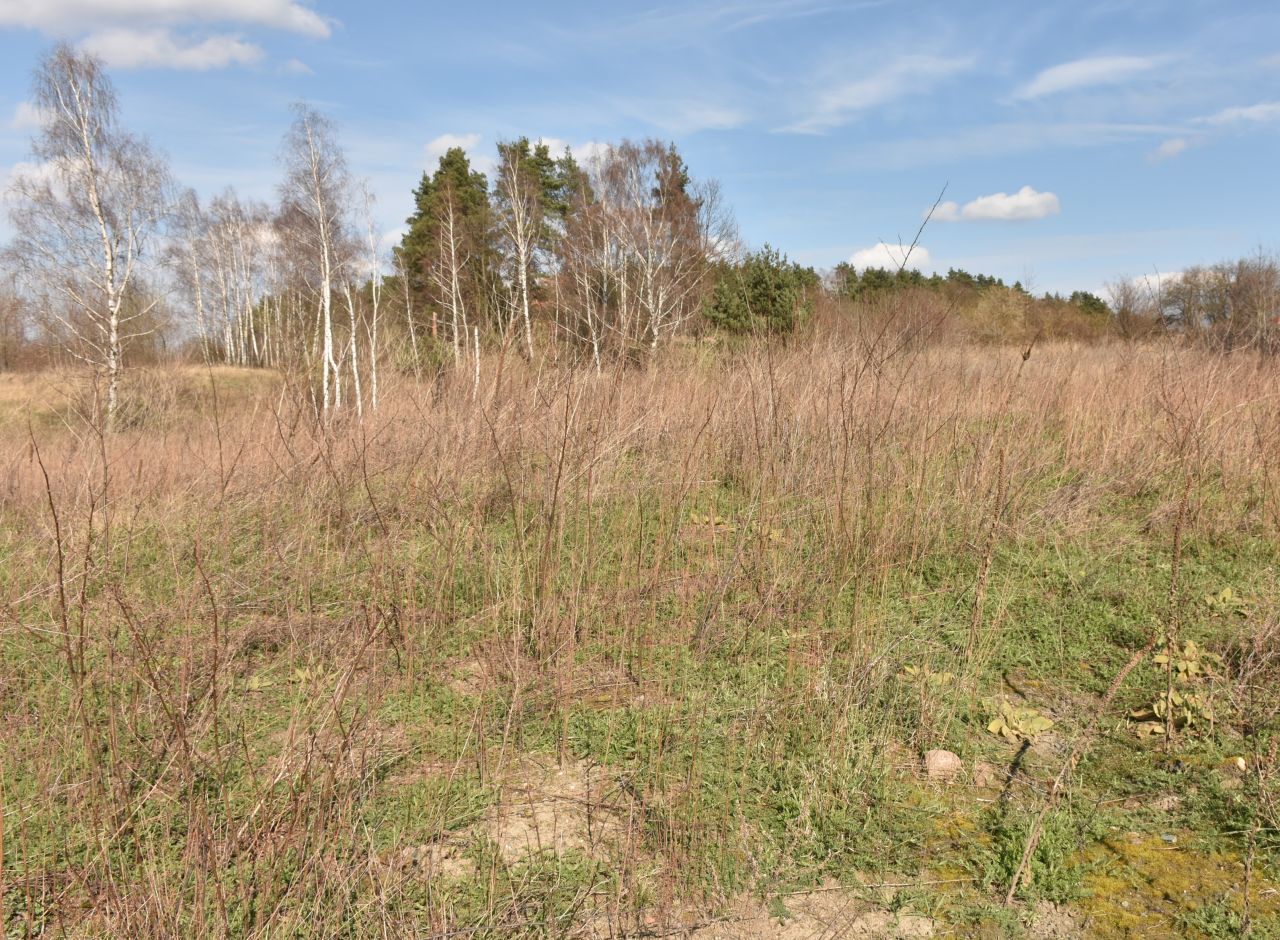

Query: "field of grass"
(0, 366), (281, 431)
(3, 325), (1280, 938)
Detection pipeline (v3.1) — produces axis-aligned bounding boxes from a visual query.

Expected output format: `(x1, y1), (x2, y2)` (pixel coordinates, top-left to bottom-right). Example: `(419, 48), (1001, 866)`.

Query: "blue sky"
(1, 0), (1277, 295)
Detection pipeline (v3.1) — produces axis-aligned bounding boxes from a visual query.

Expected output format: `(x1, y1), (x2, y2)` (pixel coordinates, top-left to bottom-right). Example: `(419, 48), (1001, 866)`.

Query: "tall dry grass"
(2, 320), (1279, 936)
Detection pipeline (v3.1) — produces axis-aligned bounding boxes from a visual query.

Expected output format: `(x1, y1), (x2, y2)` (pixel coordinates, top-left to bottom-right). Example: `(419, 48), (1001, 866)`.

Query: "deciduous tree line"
(1, 45), (742, 428)
(6, 45), (1273, 431)
(1108, 256), (1280, 351)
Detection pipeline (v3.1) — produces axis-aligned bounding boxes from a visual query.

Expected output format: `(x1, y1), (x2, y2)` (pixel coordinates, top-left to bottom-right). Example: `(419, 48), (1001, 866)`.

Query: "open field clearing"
(4, 330), (1280, 938)
(2, 7), (1279, 937)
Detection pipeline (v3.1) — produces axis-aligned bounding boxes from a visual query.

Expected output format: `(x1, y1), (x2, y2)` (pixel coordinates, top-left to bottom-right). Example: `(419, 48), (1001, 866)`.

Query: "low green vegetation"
(703, 245), (819, 334)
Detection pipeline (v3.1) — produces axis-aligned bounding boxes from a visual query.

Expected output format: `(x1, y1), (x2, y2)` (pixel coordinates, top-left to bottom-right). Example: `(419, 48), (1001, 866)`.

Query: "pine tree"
(704, 246), (817, 334)
(397, 147), (491, 325)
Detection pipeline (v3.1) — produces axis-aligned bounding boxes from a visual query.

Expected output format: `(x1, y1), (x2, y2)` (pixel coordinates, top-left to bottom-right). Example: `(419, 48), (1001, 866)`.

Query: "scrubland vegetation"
(5, 42), (1280, 940)
(5, 305), (1280, 938)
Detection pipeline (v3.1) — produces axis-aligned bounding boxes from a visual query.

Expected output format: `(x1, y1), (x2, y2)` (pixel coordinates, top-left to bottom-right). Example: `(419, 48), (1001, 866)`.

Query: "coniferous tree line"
(398, 136), (737, 368)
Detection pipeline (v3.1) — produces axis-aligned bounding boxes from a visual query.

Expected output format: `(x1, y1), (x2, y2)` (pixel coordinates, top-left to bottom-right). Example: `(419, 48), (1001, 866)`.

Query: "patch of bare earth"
(1027, 901), (1088, 939)
(384, 755), (637, 880)
(680, 888), (936, 939)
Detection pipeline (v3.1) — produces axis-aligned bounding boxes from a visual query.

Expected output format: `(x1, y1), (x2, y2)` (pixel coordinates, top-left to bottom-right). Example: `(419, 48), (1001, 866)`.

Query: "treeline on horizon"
(1, 44), (1277, 424)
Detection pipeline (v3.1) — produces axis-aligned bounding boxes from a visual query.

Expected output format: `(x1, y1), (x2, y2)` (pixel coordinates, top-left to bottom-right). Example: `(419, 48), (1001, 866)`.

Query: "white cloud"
(664, 103), (745, 132)
(8, 101), (49, 131)
(1198, 101), (1280, 126)
(1127, 271), (1182, 295)
(425, 132), (483, 164)
(1015, 55), (1167, 99)
(933, 185), (1061, 223)
(538, 137), (611, 167)
(1152, 102), (1279, 158)
(786, 54), (973, 133)
(1149, 137), (1189, 161)
(423, 132), (496, 176)
(849, 242), (932, 271)
(0, 0), (330, 38)
(841, 121), (1180, 171)
(537, 136), (571, 154)
(378, 226), (406, 254)
(281, 58), (313, 76)
(571, 140), (610, 168)
(3, 159), (64, 203)
(80, 28), (263, 70)
(0, 0), (330, 71)
(612, 99), (746, 135)
(610, 0), (854, 40)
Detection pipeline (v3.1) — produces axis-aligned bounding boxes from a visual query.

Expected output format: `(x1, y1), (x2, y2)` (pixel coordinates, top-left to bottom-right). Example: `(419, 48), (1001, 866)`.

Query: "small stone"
(924, 749), (963, 782)
(1161, 833), (1177, 844)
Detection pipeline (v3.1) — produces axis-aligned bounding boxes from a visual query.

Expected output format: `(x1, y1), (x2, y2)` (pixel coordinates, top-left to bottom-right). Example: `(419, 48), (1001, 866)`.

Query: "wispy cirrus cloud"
(933, 186), (1061, 222)
(1196, 101), (1280, 126)
(783, 54), (974, 134)
(1015, 54), (1169, 100)
(660, 102), (746, 133)
(1149, 100), (1280, 161)
(572, 0), (873, 45)
(841, 120), (1183, 170)
(607, 98), (746, 135)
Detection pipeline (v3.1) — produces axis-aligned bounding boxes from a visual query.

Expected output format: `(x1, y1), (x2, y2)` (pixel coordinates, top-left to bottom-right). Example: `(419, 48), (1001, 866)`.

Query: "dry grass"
(3, 323), (1280, 937)
(0, 365), (279, 431)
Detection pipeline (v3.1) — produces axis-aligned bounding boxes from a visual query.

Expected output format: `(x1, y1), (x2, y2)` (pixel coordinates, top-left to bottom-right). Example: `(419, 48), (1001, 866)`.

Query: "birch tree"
(431, 182), (472, 361)
(0, 275), (27, 370)
(168, 190), (213, 363)
(360, 184), (383, 410)
(4, 44), (170, 429)
(168, 188), (279, 367)
(557, 140), (733, 362)
(277, 104), (353, 420)
(495, 142), (543, 359)
(492, 139), (583, 359)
